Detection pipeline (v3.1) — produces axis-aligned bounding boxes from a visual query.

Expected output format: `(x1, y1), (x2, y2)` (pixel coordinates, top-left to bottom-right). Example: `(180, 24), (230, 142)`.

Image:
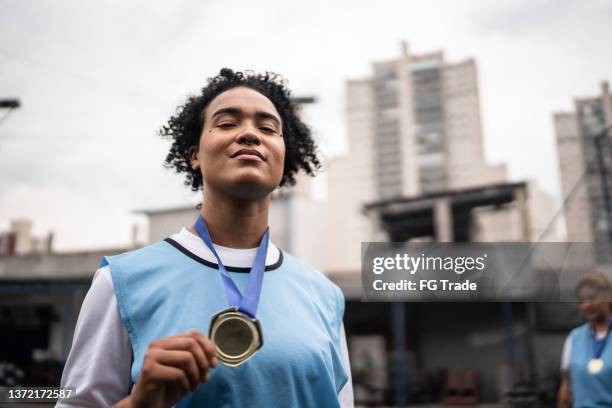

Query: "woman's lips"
(231, 148), (265, 161)
(234, 153), (263, 162)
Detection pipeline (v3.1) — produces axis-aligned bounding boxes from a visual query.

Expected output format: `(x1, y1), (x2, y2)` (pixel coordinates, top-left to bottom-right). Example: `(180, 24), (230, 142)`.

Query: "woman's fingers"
(149, 332), (216, 382)
(187, 331), (218, 369)
(153, 349), (201, 390)
(131, 332), (218, 408)
(147, 363), (192, 396)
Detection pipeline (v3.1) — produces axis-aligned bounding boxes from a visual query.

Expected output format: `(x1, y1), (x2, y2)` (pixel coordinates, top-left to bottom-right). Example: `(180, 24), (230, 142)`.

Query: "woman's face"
(191, 86), (285, 199)
(577, 285), (610, 323)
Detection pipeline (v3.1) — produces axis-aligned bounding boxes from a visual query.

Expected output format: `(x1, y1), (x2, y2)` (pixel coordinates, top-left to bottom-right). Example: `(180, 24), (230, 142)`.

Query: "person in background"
(558, 271), (612, 408)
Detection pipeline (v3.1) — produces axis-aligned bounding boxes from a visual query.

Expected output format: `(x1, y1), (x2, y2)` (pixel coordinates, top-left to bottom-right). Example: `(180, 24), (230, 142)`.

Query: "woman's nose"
(237, 129), (262, 146)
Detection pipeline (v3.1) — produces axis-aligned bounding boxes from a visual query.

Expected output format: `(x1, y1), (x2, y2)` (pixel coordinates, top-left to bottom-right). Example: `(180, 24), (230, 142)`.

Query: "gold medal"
(209, 307), (263, 367)
(588, 358), (604, 374)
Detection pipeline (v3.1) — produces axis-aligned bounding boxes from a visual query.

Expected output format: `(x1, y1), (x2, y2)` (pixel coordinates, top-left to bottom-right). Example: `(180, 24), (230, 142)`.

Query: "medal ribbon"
(591, 318), (612, 360)
(193, 215), (269, 318)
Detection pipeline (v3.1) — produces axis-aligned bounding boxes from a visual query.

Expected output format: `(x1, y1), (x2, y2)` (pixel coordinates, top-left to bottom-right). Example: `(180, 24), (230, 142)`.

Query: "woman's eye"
(259, 127), (276, 133)
(218, 123), (236, 128)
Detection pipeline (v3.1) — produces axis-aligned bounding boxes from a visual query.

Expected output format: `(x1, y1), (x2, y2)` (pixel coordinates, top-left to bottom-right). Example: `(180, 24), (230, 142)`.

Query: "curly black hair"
(159, 68), (321, 191)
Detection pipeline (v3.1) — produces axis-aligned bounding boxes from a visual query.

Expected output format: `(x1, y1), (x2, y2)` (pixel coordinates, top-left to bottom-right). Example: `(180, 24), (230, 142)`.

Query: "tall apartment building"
(554, 81), (612, 264)
(365, 42), (505, 199)
(325, 42), (509, 272)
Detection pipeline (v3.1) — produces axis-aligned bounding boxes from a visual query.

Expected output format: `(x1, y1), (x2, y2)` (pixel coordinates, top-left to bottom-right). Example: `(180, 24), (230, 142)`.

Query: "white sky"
(1, 0), (611, 251)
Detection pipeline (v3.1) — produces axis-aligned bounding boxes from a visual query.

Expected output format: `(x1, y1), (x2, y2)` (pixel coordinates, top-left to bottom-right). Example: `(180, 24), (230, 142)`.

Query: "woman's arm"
(338, 323), (354, 408)
(557, 370), (571, 408)
(557, 334), (572, 408)
(57, 266), (133, 407)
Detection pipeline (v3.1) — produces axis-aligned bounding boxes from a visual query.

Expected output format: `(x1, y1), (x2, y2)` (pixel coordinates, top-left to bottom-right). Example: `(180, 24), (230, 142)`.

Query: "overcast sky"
(1, 0), (611, 251)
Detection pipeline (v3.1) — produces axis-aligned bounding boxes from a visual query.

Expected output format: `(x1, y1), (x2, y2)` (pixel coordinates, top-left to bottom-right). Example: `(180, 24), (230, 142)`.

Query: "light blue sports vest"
(569, 322), (612, 407)
(100, 237), (348, 408)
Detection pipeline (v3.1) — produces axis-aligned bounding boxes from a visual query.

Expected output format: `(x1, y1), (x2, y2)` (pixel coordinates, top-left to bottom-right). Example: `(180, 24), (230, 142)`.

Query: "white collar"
(168, 227), (281, 269)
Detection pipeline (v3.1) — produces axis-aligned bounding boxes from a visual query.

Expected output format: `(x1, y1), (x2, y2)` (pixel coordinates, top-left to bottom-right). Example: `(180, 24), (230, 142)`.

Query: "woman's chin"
(223, 177), (277, 199)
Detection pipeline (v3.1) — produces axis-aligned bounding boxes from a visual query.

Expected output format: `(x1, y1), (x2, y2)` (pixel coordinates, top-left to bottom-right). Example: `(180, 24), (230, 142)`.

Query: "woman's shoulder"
(569, 322), (590, 338)
(100, 239), (177, 265)
(98, 239), (187, 281)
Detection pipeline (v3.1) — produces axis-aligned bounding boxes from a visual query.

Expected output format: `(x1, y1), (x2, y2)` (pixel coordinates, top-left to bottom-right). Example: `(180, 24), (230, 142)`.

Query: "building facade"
(326, 42), (510, 273)
(554, 81), (612, 263)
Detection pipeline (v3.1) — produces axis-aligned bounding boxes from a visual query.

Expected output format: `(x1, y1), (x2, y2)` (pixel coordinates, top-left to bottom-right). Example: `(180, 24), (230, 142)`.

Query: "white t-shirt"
(58, 227), (354, 407)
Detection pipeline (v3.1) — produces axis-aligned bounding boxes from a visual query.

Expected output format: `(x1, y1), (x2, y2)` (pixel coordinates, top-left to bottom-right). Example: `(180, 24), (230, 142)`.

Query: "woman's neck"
(192, 187), (270, 249)
(593, 314), (611, 332)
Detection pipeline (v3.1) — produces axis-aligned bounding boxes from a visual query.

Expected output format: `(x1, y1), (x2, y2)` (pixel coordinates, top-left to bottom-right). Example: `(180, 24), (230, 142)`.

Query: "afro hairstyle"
(159, 68), (321, 191)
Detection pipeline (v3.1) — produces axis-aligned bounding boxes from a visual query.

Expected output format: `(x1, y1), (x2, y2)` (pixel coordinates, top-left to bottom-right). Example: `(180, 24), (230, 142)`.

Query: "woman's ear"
(189, 146), (200, 170)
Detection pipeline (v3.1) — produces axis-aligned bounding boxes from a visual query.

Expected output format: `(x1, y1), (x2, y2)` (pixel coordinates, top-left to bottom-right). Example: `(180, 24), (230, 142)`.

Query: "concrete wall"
(146, 207), (199, 243)
(0, 248), (127, 279)
(554, 112), (594, 242)
(443, 59), (506, 190)
(398, 46), (421, 197)
(471, 183), (563, 242)
(324, 79), (379, 273)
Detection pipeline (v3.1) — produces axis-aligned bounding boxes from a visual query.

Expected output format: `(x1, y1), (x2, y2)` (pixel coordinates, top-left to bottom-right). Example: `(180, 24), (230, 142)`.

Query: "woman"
(58, 69), (353, 407)
(558, 271), (612, 408)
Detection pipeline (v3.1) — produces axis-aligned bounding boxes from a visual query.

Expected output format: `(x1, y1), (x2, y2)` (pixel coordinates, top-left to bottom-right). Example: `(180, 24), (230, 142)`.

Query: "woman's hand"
(112, 331), (217, 408)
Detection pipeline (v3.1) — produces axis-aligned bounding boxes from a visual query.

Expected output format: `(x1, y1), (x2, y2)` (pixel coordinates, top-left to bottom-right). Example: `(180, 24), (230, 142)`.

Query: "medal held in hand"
(194, 216), (268, 367)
